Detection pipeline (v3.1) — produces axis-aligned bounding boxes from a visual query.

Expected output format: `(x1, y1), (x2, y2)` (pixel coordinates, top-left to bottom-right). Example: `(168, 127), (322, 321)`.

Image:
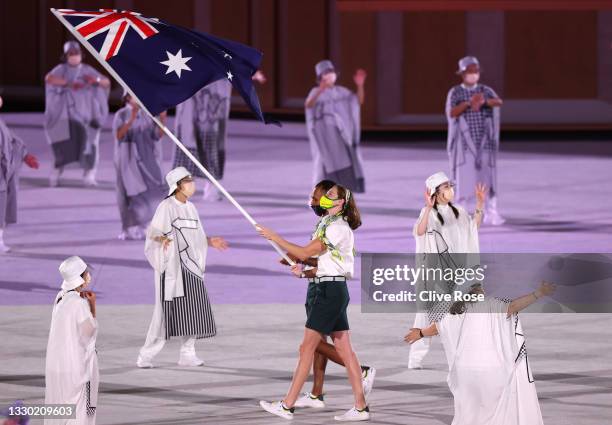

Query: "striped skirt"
(160, 266), (217, 340)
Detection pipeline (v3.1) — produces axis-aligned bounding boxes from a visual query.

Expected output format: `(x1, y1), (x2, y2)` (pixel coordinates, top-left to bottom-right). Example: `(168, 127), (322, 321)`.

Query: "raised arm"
(507, 281), (556, 317)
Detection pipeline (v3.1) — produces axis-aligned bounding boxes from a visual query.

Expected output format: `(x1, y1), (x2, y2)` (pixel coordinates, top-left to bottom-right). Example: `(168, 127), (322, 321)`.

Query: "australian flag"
(52, 8), (277, 124)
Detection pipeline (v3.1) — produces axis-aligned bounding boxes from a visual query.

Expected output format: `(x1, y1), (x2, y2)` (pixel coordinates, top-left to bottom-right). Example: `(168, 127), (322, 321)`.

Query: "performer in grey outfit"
(173, 71), (266, 200)
(0, 96), (39, 253)
(113, 91), (166, 240)
(445, 56), (505, 225)
(44, 41), (110, 188)
(305, 60), (366, 193)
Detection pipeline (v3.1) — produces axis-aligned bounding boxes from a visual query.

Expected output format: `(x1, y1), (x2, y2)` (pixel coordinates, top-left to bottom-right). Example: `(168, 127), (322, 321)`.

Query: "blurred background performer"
(0, 95), (39, 253)
(113, 91), (166, 241)
(44, 41), (110, 188)
(305, 60), (366, 193)
(446, 56), (504, 225)
(173, 71), (266, 201)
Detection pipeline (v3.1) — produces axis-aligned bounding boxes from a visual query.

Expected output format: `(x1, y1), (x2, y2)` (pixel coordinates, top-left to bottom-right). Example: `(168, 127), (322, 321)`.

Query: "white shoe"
(127, 226), (145, 240)
(259, 400), (294, 420)
(0, 242), (11, 253)
(362, 367), (376, 398)
(334, 406), (370, 422)
(84, 170), (98, 187)
(136, 356), (154, 368)
(294, 392), (325, 409)
(49, 169), (62, 187)
(484, 209), (506, 226)
(408, 363), (423, 370)
(118, 231), (128, 241)
(178, 354), (204, 367)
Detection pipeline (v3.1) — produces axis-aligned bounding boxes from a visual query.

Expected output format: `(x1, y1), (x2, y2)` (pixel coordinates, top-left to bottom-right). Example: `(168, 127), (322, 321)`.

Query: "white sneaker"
(294, 392), (325, 409)
(362, 367), (376, 398)
(259, 400), (294, 420)
(127, 226), (145, 240)
(136, 356), (154, 368)
(484, 209), (506, 226)
(334, 406), (370, 422)
(49, 169), (62, 187)
(0, 242), (11, 253)
(84, 170), (98, 187)
(118, 231), (128, 241)
(178, 354), (204, 367)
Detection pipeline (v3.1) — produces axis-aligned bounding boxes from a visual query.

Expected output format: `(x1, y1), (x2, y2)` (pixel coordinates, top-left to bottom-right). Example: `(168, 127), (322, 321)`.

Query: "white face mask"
(323, 72), (337, 85)
(464, 72), (479, 85)
(67, 54), (82, 66)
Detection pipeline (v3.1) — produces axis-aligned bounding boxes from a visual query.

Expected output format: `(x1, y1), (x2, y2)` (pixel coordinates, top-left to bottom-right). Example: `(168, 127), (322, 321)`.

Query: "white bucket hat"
(59, 256), (88, 291)
(315, 60), (335, 79)
(166, 166), (191, 196)
(456, 56), (480, 74)
(425, 171), (451, 194)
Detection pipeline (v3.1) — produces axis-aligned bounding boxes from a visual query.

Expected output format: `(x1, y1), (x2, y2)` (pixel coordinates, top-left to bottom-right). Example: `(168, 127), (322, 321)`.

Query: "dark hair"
(432, 184), (459, 225)
(449, 285), (482, 315)
(335, 184), (361, 230)
(314, 179), (336, 193)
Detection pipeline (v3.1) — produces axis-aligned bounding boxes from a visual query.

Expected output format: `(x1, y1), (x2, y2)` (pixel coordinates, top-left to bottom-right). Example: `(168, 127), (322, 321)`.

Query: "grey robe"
(44, 63), (109, 170)
(446, 84), (500, 206)
(0, 118), (27, 227)
(306, 85), (365, 193)
(173, 79), (231, 179)
(113, 105), (165, 230)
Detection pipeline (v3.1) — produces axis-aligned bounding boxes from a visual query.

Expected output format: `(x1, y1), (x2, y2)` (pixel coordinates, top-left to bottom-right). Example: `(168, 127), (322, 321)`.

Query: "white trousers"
(139, 334), (197, 361)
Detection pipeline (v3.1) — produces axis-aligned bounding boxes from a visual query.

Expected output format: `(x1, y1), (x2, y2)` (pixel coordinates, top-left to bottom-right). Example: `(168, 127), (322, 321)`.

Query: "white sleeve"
(144, 201), (172, 272)
(325, 222), (351, 250)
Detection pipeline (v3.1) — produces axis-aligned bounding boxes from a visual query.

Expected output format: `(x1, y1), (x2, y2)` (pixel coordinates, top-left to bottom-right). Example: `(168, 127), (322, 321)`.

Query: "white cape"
(45, 291), (98, 425)
(436, 298), (543, 425)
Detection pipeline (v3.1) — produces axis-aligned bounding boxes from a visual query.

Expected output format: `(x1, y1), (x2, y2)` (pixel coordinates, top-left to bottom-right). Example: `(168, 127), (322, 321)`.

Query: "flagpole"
(51, 8), (296, 266)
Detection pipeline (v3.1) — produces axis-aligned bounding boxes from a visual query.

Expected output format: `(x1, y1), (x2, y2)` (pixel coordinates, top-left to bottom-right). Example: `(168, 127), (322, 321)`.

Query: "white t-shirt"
(315, 217), (355, 279)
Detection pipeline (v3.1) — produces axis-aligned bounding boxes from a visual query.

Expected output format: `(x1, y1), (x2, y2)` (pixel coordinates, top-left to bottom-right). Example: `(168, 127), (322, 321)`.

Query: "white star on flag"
(160, 49), (192, 78)
(227, 71), (233, 81)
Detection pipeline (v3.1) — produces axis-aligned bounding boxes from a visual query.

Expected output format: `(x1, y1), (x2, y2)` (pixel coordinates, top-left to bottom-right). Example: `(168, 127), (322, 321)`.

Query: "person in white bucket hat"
(407, 171), (486, 370)
(45, 256), (99, 424)
(136, 166), (229, 368)
(446, 56), (505, 225)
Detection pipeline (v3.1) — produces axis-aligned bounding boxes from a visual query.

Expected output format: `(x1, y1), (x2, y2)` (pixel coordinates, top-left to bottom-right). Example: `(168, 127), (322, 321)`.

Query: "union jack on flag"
(56, 9), (159, 60)
(52, 8), (277, 124)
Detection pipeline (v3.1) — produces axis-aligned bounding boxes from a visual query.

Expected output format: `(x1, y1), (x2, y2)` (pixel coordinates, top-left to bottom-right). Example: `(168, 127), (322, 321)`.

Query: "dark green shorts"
(305, 280), (350, 335)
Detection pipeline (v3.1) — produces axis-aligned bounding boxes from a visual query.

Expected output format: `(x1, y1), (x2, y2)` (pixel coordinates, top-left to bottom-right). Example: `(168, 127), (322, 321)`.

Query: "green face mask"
(319, 195), (338, 210)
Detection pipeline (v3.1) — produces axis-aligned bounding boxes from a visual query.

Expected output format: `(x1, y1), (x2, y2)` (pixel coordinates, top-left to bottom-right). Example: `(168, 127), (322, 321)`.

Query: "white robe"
(144, 196), (208, 340)
(45, 291), (98, 425)
(409, 203), (480, 367)
(435, 298), (543, 425)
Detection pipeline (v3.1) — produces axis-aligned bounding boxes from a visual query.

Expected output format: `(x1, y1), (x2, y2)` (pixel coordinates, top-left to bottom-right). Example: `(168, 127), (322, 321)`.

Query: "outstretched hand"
(404, 328), (422, 344)
(535, 281), (556, 298)
(255, 224), (278, 242)
(209, 236), (229, 251)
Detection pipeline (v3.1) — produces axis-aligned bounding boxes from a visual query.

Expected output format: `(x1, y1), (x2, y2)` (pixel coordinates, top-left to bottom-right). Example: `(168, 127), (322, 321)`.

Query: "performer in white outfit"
(405, 281), (555, 425)
(137, 166), (228, 368)
(408, 171), (486, 369)
(45, 256), (98, 425)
